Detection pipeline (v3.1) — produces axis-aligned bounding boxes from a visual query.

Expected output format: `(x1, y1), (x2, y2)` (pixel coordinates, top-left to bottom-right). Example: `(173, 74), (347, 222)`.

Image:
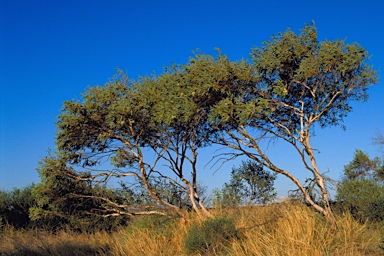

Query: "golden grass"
(228, 203), (383, 256)
(1, 201), (382, 256)
(0, 227), (111, 255)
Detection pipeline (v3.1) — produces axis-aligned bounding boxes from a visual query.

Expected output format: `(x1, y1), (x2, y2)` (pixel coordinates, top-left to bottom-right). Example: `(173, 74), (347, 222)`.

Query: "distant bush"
(335, 150), (384, 224)
(0, 185), (37, 229)
(366, 198), (384, 223)
(184, 217), (237, 255)
(336, 178), (384, 223)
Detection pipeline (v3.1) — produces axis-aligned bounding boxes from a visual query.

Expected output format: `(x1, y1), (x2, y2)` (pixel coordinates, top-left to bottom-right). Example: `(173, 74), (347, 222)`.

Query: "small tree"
(336, 150), (384, 223)
(343, 149), (384, 180)
(213, 160), (276, 207)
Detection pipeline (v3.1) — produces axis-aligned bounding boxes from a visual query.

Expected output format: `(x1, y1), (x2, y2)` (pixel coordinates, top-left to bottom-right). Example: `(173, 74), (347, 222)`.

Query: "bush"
(0, 185), (37, 229)
(184, 217), (237, 255)
(366, 199), (384, 223)
(336, 178), (384, 223)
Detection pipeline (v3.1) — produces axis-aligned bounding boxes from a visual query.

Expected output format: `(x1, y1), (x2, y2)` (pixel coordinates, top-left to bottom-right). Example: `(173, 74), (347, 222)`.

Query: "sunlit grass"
(0, 226), (111, 255)
(1, 201), (383, 255)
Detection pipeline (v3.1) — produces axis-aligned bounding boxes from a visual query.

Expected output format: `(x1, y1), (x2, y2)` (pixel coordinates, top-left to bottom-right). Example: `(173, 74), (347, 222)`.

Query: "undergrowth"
(1, 201), (383, 255)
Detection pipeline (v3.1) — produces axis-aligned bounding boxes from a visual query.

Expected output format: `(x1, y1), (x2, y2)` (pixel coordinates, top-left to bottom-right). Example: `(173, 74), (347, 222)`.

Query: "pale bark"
(215, 122), (337, 229)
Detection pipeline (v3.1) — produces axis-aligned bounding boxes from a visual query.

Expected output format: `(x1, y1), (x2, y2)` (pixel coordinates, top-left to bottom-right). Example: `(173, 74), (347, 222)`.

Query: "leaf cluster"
(209, 23), (377, 138)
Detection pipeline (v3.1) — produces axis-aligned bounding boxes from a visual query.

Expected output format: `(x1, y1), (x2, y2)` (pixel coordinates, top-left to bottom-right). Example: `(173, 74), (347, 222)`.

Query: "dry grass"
(1, 201), (383, 255)
(0, 227), (111, 255)
(228, 203), (383, 256)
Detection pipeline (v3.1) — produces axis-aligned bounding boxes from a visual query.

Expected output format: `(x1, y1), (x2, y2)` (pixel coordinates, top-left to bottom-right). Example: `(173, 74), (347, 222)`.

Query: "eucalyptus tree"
(146, 74), (213, 215)
(139, 56), (246, 217)
(343, 149), (384, 180)
(206, 24), (377, 228)
(52, 65), (222, 218)
(31, 155), (131, 231)
(53, 74), (188, 217)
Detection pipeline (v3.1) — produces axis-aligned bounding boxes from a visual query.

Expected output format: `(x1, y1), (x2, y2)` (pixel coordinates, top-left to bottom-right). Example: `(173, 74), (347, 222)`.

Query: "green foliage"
(31, 155), (130, 232)
(35, 22), (378, 227)
(336, 178), (384, 223)
(336, 150), (384, 223)
(213, 160), (277, 208)
(0, 185), (37, 229)
(206, 23), (376, 133)
(184, 217), (237, 255)
(344, 149), (384, 180)
(231, 160), (277, 205)
(212, 187), (242, 209)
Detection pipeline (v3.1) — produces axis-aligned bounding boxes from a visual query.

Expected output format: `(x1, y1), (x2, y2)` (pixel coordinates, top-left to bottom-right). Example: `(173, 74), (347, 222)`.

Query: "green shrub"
(336, 178), (384, 223)
(366, 199), (384, 223)
(0, 185), (37, 229)
(184, 217), (237, 255)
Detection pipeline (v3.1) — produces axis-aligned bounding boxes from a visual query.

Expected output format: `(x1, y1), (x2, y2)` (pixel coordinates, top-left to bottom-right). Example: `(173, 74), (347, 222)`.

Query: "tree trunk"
(323, 205), (337, 231)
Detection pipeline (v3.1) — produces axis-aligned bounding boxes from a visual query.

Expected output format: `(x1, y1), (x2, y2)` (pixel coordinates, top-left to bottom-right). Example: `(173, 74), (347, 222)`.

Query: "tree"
(51, 68), (215, 219)
(336, 150), (384, 222)
(336, 178), (384, 223)
(30, 155), (130, 231)
(231, 160), (277, 205)
(41, 23), (377, 228)
(213, 160), (276, 207)
(206, 23), (377, 228)
(343, 149), (384, 180)
(137, 67), (219, 217)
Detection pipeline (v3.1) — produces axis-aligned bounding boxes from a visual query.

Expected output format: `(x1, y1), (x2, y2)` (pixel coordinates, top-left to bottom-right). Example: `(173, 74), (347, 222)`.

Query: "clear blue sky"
(1, 0), (383, 196)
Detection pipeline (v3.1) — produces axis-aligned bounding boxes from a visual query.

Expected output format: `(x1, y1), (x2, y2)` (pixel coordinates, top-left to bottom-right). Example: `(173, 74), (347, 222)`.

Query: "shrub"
(0, 185), (37, 229)
(336, 178), (384, 223)
(184, 217), (237, 255)
(366, 199), (384, 223)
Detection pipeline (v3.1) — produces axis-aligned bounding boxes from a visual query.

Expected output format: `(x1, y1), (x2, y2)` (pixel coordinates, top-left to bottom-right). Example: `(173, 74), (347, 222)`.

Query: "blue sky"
(1, 0), (383, 196)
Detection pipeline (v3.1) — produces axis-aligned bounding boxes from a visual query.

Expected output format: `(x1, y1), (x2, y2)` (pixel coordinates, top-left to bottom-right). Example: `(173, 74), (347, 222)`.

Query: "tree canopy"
(204, 24), (377, 227)
(343, 149), (384, 180)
